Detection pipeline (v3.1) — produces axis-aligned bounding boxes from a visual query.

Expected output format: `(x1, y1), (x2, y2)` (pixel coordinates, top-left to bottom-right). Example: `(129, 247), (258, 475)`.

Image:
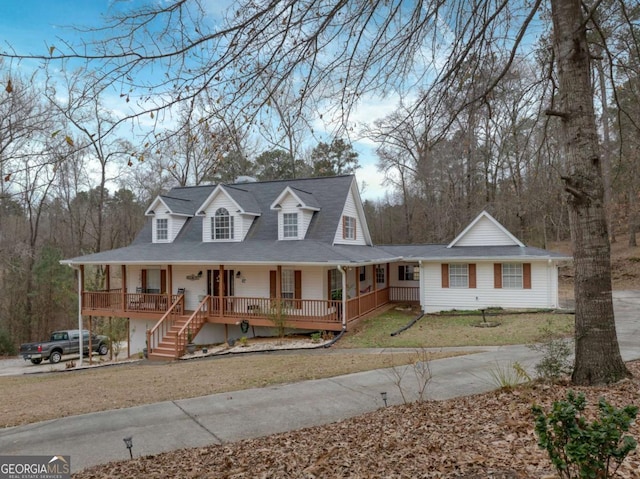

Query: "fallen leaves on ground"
(74, 362), (640, 479)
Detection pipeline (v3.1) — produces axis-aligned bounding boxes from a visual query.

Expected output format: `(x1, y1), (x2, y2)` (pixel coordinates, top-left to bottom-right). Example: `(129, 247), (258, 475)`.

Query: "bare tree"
(44, 69), (132, 257)
(2, 0), (637, 384)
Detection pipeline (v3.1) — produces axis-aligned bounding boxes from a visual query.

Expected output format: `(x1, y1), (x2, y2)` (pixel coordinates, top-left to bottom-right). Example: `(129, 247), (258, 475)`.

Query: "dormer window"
(343, 216), (356, 240)
(156, 218), (168, 240)
(213, 208), (234, 240)
(283, 213), (298, 239)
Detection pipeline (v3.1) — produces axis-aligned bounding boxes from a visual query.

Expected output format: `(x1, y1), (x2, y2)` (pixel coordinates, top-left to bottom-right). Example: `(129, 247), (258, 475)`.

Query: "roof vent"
(235, 176), (258, 183)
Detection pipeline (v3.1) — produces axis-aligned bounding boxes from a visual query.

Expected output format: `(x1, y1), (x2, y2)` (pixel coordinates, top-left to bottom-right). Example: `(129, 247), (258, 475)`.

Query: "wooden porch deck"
(82, 286), (420, 359)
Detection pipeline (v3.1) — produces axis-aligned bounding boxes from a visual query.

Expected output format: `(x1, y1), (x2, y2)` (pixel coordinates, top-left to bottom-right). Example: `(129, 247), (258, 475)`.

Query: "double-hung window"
(343, 216), (356, 240)
(156, 218), (168, 241)
(376, 266), (385, 284)
(282, 269), (295, 306)
(213, 208), (234, 240)
(283, 213), (298, 239)
(449, 264), (469, 288)
(502, 263), (523, 288)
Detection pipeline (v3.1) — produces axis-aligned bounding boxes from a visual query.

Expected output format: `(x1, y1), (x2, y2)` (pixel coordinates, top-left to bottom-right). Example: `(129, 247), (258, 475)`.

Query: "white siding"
(420, 260), (560, 313)
(278, 195), (303, 240)
(275, 194), (314, 240)
(202, 194), (242, 242)
(301, 210), (314, 237)
(170, 266), (209, 311)
(333, 189), (367, 245)
(239, 214), (254, 238)
(454, 216), (519, 246)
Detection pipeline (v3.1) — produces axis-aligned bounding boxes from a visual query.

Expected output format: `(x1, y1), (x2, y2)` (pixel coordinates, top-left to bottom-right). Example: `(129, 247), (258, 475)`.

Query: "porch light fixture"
(236, 271), (242, 278)
(380, 392), (388, 407)
(123, 436), (133, 459)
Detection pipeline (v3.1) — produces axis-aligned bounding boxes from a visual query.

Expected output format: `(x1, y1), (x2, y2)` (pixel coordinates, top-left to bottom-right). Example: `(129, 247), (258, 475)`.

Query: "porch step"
(147, 351), (176, 361)
(149, 314), (204, 360)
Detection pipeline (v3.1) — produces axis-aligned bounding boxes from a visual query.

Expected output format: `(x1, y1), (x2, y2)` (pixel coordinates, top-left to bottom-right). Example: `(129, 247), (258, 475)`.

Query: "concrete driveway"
(1, 291), (638, 473)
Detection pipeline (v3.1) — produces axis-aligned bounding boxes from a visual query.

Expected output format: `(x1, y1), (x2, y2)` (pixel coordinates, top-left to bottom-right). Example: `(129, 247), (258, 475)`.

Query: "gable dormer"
(333, 178), (371, 245)
(197, 185), (261, 242)
(145, 196), (192, 243)
(270, 186), (320, 240)
(448, 211), (525, 248)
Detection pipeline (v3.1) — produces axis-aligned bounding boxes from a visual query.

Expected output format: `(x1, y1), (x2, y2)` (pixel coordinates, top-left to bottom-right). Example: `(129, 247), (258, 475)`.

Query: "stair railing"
(175, 295), (209, 357)
(146, 293), (185, 354)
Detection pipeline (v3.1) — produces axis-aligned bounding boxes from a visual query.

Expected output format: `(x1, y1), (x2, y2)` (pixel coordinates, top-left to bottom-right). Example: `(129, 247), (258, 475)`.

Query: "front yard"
(337, 307), (574, 349)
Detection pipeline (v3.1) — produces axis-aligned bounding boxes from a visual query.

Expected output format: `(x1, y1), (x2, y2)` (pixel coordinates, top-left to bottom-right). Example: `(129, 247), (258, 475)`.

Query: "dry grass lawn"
(0, 350), (463, 428)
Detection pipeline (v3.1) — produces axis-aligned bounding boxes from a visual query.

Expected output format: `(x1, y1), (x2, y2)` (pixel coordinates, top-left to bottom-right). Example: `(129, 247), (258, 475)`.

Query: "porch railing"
(83, 291), (123, 310)
(210, 296), (343, 323)
(81, 286), (414, 325)
(389, 286), (420, 303)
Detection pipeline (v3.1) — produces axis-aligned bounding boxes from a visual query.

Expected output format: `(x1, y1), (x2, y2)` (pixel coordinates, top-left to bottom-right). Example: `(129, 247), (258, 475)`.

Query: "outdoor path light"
(123, 436), (133, 459)
(380, 391), (388, 407)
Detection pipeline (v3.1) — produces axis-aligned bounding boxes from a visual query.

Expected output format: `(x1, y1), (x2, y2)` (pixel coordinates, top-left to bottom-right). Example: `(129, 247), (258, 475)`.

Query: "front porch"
(81, 286), (419, 359)
(82, 286), (420, 329)
(77, 262), (421, 359)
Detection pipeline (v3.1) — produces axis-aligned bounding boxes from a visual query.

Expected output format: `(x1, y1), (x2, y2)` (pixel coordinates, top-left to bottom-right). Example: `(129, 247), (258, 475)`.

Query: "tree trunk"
(550, 0), (629, 385)
(595, 58), (615, 244)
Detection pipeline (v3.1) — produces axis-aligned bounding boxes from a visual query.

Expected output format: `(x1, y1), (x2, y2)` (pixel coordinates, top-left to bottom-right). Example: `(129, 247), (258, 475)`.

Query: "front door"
(208, 269), (235, 312)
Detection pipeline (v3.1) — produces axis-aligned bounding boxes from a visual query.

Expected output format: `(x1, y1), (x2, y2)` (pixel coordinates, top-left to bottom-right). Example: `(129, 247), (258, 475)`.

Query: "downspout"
(337, 265), (347, 331)
(324, 265), (348, 347)
(68, 264), (83, 367)
(419, 260), (424, 312)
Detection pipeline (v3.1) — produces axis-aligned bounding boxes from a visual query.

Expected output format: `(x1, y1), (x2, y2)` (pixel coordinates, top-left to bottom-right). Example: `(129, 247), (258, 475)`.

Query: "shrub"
(487, 360), (531, 391)
(530, 319), (573, 382)
(532, 391), (638, 479)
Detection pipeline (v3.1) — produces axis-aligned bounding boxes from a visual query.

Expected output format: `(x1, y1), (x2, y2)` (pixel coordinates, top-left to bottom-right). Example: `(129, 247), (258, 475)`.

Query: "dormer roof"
(197, 184), (261, 217)
(270, 186), (321, 211)
(145, 195), (195, 217)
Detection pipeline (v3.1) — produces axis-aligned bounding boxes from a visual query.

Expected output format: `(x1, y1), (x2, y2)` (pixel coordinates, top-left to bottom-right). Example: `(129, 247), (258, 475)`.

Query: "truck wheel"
(49, 350), (62, 364)
(98, 343), (109, 356)
(30, 358), (42, 365)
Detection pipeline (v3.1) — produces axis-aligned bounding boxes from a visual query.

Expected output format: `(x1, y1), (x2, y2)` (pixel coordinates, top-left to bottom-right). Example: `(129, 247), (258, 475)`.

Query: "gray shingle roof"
(61, 241), (400, 265)
(289, 187), (321, 209)
(160, 195), (196, 216)
(65, 175), (376, 265)
(62, 176), (572, 266)
(378, 244), (571, 261)
(222, 185), (261, 215)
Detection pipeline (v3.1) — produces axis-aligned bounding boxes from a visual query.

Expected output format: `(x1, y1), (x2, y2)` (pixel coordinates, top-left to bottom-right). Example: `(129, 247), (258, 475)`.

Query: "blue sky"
(0, 1), (117, 55)
(0, 1), (390, 200)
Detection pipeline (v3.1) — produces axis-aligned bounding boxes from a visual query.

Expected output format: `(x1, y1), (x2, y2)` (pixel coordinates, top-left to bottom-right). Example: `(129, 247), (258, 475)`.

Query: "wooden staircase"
(147, 314), (202, 360)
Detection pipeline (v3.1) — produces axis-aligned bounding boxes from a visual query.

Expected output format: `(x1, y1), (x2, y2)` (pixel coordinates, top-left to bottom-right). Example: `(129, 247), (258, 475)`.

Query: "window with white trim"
(156, 218), (168, 240)
(283, 213), (298, 238)
(376, 266), (385, 284)
(343, 216), (356, 240)
(502, 263), (523, 288)
(449, 264), (469, 288)
(212, 208), (234, 240)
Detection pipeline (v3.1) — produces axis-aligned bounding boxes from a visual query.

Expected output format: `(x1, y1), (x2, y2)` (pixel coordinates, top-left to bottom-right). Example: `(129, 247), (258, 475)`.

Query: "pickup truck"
(19, 329), (110, 364)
